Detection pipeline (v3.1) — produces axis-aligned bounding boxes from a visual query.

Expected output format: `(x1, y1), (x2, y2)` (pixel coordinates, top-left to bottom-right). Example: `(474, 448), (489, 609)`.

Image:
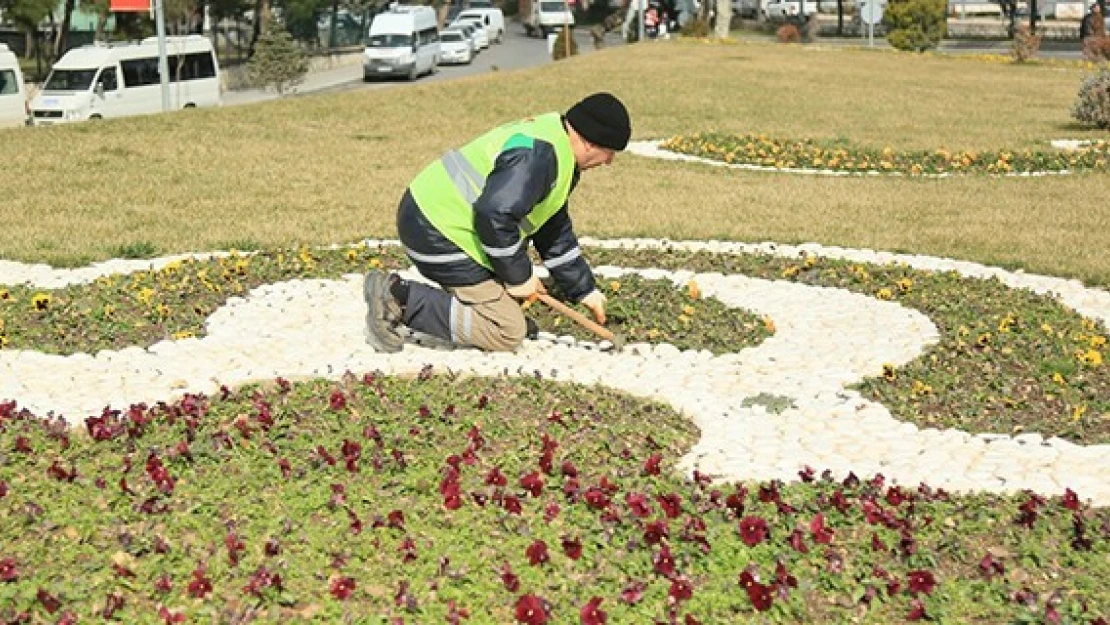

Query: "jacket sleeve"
(472, 141), (558, 287)
(531, 205), (596, 302)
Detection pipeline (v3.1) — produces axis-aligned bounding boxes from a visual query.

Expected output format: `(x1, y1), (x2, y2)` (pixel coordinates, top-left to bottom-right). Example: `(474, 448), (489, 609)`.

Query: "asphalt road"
(224, 25), (614, 107)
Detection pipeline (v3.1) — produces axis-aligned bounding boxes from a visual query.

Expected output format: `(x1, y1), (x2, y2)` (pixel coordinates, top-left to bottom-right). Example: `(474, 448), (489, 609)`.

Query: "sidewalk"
(222, 56), (364, 107)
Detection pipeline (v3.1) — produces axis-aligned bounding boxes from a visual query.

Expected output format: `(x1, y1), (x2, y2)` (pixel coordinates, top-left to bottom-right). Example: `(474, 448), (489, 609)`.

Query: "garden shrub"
(1082, 36), (1110, 62)
(248, 18), (309, 95)
(680, 17), (712, 37)
(551, 25), (579, 60)
(1072, 68), (1110, 129)
(777, 23), (801, 42)
(1010, 23), (1041, 62)
(884, 0), (946, 51)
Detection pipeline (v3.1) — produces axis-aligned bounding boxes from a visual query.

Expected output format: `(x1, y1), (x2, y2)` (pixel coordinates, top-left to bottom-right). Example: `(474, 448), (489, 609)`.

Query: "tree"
(713, 0), (730, 38)
(248, 16), (309, 94)
(1, 0), (55, 57)
(884, 0), (945, 51)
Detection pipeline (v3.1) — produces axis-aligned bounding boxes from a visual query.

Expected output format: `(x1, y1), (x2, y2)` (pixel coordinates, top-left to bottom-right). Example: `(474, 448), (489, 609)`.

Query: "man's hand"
(506, 275), (547, 300)
(579, 289), (607, 324)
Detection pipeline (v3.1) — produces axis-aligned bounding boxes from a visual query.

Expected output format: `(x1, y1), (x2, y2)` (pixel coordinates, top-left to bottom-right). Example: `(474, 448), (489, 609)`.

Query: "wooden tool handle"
(535, 292), (616, 343)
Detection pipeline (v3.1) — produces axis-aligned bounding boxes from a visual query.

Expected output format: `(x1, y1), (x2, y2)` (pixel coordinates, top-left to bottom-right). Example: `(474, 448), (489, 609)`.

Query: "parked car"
(453, 22), (484, 53)
(439, 28), (475, 64)
(450, 18), (490, 48)
(731, 0), (764, 19)
(451, 16), (490, 48)
(764, 0), (817, 20)
(455, 8), (505, 43)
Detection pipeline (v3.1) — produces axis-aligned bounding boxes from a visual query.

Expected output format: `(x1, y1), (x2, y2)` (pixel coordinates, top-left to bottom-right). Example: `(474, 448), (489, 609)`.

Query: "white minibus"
(363, 4), (440, 81)
(29, 35), (220, 126)
(0, 43), (28, 128)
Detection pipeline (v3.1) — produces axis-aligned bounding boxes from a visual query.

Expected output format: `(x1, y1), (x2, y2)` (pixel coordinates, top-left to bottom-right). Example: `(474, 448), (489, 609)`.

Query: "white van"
(29, 35), (220, 126)
(0, 43), (28, 128)
(364, 4), (440, 81)
(456, 8), (506, 43)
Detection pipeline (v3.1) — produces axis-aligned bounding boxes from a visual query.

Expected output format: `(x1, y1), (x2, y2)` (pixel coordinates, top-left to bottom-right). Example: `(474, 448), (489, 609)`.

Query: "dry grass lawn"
(2, 39), (1109, 284)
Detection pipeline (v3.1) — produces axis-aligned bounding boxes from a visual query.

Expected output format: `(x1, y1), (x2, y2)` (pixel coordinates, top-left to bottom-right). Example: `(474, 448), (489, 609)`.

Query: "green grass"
(1, 39), (1108, 284)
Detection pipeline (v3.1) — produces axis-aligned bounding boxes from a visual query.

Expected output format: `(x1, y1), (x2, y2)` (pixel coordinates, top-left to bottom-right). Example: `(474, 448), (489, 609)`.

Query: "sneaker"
(363, 271), (404, 353)
(525, 316), (539, 340)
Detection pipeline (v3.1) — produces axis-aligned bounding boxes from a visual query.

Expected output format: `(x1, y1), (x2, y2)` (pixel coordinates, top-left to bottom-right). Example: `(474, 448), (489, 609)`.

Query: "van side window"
(121, 58), (160, 87)
(98, 67), (118, 91)
(0, 69), (17, 95)
(165, 52), (217, 81)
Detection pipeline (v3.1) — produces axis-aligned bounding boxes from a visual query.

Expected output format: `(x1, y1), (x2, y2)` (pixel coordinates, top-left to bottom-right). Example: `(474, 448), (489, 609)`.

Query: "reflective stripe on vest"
(408, 112), (575, 271)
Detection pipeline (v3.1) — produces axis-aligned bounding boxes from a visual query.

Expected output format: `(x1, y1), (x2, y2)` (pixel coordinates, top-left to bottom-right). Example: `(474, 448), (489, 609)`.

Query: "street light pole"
(153, 0), (170, 112)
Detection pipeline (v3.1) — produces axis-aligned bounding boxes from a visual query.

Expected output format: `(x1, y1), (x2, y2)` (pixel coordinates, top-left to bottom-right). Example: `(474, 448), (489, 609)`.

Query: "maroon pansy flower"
(907, 570), (936, 595)
(738, 516), (769, 547)
(514, 594), (548, 625)
(330, 576), (356, 600)
(562, 536), (583, 560)
(580, 597), (607, 625)
(526, 540), (549, 566)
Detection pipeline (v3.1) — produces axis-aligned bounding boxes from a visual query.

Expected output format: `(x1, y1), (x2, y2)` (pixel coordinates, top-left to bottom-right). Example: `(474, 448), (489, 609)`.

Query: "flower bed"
(660, 132), (1110, 176)
(0, 247), (768, 357)
(2, 245), (1108, 445)
(1, 375), (1108, 623)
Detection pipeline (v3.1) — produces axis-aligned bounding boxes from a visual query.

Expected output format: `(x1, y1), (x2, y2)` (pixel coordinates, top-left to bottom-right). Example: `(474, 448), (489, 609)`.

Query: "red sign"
(110, 0), (151, 12)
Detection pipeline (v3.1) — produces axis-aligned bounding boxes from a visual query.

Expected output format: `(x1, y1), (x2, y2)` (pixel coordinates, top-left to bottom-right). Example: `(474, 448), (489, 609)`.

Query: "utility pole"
(153, 0), (170, 112)
(638, 0), (644, 41)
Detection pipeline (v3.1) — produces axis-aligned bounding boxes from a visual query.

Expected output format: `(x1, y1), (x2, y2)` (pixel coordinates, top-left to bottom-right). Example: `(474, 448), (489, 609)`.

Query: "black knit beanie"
(565, 92), (631, 151)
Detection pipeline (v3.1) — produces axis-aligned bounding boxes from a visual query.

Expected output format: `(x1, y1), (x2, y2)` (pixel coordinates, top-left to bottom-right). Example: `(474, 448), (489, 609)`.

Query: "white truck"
(0, 43), (28, 128)
(521, 0), (575, 37)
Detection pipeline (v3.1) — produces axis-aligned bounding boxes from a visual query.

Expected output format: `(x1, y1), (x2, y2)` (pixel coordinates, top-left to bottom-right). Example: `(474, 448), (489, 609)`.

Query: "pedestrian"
(363, 92), (632, 353)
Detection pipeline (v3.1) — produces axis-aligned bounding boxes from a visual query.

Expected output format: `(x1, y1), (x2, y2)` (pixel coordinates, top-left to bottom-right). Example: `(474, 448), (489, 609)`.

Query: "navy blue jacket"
(396, 134), (597, 302)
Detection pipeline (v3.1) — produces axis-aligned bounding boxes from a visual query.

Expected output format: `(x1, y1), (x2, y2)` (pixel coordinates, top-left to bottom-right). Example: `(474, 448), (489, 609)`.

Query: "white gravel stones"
(2, 240), (1110, 505)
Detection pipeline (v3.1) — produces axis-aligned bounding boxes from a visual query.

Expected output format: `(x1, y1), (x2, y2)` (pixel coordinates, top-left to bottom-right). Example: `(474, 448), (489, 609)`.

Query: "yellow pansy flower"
(32, 293), (51, 311)
(687, 280), (701, 300)
(876, 288), (893, 301)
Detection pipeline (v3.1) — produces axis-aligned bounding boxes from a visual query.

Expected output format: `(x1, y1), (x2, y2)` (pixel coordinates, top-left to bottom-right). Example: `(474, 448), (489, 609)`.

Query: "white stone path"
(1, 239), (1109, 505)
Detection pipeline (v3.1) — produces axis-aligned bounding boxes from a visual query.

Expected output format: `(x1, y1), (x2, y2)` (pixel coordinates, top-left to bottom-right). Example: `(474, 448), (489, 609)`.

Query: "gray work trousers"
(403, 280), (527, 352)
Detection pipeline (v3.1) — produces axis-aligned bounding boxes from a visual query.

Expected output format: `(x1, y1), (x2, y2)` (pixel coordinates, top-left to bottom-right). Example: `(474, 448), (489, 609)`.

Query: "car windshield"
(458, 12), (481, 20)
(441, 31), (464, 41)
(470, 0), (493, 6)
(44, 68), (97, 92)
(540, 1), (567, 12)
(367, 33), (413, 47)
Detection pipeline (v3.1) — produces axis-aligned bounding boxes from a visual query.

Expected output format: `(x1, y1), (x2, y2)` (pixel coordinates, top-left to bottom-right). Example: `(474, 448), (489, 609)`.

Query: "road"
(224, 25), (614, 107)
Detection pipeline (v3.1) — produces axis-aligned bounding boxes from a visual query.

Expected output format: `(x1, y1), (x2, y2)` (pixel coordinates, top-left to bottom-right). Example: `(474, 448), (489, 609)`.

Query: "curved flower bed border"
(654, 132), (1110, 177)
(0, 238), (1108, 445)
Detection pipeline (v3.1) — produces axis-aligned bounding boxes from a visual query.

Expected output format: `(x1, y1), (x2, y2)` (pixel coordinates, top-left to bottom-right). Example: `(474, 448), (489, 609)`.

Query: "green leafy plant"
(1, 374), (1109, 622)
(680, 17), (711, 38)
(884, 0), (946, 52)
(1010, 23), (1042, 63)
(248, 17), (310, 95)
(1072, 68), (1110, 129)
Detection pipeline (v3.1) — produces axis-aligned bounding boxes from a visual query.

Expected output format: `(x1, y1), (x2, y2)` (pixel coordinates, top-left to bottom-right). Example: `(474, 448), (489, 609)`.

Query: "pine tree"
(248, 18), (309, 95)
